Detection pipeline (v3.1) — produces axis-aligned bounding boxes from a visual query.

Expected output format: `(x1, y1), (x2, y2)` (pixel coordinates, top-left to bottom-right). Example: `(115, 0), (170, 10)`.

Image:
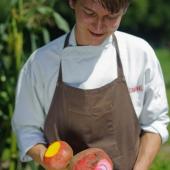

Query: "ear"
(69, 0), (76, 9)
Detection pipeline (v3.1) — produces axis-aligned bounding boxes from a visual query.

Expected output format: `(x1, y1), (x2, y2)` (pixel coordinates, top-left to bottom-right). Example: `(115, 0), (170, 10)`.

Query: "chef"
(12, 0), (169, 170)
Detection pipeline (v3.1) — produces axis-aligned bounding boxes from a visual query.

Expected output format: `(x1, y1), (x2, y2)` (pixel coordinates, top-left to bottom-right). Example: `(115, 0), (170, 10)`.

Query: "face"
(69, 0), (125, 45)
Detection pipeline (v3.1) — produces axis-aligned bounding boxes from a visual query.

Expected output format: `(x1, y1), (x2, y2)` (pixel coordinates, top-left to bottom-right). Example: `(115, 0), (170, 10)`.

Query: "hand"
(27, 144), (69, 170)
(27, 144), (47, 167)
(43, 141), (73, 170)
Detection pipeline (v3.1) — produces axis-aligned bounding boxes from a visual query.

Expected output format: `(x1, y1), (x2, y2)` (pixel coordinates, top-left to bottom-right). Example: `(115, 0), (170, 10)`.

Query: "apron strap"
(113, 34), (125, 79)
(64, 32), (71, 48)
(58, 32), (71, 82)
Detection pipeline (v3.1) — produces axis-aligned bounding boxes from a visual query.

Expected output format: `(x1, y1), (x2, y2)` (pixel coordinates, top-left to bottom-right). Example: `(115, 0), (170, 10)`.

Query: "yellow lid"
(45, 141), (61, 158)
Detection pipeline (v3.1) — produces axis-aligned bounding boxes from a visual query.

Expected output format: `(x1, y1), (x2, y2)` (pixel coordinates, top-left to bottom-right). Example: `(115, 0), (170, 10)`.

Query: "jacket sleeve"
(12, 52), (47, 162)
(139, 47), (169, 143)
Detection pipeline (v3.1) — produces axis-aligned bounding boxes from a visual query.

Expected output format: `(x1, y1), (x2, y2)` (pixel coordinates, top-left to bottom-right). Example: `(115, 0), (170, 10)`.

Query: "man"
(12, 0), (169, 170)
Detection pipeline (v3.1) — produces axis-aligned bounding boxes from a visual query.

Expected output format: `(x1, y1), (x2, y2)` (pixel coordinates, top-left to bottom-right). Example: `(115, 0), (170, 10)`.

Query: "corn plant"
(0, 0), (69, 169)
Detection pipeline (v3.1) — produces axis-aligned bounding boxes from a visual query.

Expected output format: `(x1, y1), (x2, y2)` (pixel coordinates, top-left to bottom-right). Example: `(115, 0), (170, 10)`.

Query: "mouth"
(89, 30), (105, 38)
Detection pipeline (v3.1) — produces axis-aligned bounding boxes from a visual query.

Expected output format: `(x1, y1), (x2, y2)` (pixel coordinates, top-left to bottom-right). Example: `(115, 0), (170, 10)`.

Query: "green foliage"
(0, 0), (12, 22)
(150, 148), (170, 170)
(156, 49), (170, 88)
(0, 0), (69, 169)
(156, 48), (170, 146)
(120, 0), (170, 46)
(122, 0), (149, 30)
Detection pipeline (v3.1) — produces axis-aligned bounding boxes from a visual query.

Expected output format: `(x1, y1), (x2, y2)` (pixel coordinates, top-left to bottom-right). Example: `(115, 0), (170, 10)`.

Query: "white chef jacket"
(12, 27), (169, 162)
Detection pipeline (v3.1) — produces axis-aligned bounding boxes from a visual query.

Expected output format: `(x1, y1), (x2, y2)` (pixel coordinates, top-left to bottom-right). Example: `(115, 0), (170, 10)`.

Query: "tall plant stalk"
(0, 0), (69, 169)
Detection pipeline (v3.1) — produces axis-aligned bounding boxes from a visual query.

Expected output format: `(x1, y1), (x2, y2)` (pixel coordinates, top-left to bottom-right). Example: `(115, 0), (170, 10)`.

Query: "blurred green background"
(0, 0), (170, 169)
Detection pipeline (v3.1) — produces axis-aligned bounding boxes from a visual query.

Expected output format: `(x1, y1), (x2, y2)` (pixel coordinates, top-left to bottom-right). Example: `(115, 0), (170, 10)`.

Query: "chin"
(90, 37), (106, 45)
(91, 41), (103, 46)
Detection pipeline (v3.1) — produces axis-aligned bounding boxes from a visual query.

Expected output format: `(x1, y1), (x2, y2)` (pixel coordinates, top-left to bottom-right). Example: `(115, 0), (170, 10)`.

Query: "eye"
(84, 9), (96, 16)
(107, 14), (119, 20)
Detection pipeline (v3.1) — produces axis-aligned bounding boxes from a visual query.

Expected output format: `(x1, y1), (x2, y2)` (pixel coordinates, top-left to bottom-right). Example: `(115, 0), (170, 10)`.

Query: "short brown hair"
(96, 0), (131, 13)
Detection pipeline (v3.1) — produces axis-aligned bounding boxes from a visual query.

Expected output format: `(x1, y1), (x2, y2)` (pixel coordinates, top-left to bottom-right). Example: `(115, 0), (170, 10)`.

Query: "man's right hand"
(27, 143), (69, 170)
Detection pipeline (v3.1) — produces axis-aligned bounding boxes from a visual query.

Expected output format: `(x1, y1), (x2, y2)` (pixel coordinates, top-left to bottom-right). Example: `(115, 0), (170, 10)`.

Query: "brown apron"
(44, 33), (141, 170)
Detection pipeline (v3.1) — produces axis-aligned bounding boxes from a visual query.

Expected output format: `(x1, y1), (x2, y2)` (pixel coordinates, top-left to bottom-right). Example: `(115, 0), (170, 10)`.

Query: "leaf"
(42, 28), (50, 44)
(53, 12), (70, 32)
(30, 32), (38, 52)
(0, 91), (9, 102)
(0, 75), (6, 82)
(1, 148), (10, 161)
(2, 55), (13, 70)
(28, 161), (39, 170)
(36, 6), (52, 15)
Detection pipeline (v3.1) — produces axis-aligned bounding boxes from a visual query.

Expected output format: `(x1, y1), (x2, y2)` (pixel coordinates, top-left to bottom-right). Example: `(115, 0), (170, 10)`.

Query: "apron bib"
(44, 33), (141, 170)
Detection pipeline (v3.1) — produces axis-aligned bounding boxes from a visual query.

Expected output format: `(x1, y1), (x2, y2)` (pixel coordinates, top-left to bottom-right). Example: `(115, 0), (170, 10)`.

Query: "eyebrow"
(81, 4), (94, 12)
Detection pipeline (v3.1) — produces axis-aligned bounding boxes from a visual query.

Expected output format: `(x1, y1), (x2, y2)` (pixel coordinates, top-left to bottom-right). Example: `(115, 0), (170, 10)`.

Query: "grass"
(150, 150), (170, 170)
(156, 48), (170, 144)
(156, 48), (170, 87)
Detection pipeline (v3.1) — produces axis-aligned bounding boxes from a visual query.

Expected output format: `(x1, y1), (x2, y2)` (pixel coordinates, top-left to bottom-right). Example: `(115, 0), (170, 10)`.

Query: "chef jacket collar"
(68, 25), (114, 47)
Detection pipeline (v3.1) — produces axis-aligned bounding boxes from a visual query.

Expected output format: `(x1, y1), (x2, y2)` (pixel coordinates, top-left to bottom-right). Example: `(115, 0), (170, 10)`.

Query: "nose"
(93, 18), (104, 33)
